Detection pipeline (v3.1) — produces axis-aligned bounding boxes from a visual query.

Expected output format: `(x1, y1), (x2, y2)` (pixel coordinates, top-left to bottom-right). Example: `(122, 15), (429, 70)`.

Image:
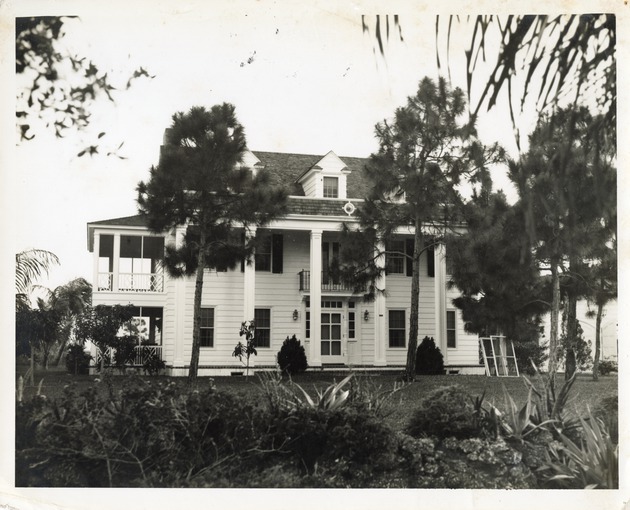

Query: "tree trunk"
(188, 230), (207, 384)
(54, 338), (68, 367)
(565, 292), (578, 380)
(548, 260), (561, 375)
(405, 220), (423, 381)
(29, 341), (35, 386)
(592, 300), (603, 381)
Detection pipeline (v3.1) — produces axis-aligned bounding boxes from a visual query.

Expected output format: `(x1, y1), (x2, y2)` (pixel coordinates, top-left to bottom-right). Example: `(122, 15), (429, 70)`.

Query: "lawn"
(16, 367), (617, 433)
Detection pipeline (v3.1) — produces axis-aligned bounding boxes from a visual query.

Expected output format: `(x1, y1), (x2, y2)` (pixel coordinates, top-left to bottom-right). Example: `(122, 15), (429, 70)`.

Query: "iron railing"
(298, 271), (356, 292)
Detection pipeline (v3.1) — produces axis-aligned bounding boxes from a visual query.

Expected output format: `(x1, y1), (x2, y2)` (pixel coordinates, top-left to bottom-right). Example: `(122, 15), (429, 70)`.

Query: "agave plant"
(295, 374), (353, 411)
(540, 408), (618, 489)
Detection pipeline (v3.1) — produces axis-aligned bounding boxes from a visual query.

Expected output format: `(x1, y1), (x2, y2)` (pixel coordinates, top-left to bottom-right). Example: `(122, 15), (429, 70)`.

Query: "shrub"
(598, 358), (617, 375)
(415, 336), (444, 375)
(277, 335), (308, 375)
(110, 335), (137, 369)
(513, 340), (548, 375)
(142, 352), (166, 375)
(407, 385), (478, 439)
(65, 344), (92, 375)
(593, 393), (618, 444)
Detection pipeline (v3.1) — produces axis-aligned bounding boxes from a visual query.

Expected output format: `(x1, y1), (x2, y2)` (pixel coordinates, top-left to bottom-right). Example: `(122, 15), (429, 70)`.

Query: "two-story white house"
(86, 145), (484, 375)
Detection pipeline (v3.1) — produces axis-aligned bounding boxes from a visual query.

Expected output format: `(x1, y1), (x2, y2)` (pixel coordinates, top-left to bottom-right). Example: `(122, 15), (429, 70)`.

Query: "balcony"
(97, 272), (164, 292)
(298, 270), (358, 293)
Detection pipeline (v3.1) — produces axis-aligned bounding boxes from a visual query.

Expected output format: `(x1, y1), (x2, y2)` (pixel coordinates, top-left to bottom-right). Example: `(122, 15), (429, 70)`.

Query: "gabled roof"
(87, 215), (149, 251)
(250, 151), (369, 197)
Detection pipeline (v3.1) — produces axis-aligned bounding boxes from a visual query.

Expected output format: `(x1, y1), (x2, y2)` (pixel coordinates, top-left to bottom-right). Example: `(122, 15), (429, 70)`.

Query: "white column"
(309, 230), (323, 367)
(173, 227), (186, 369)
(93, 232), (100, 291)
(374, 241), (387, 366)
(112, 233), (121, 292)
(243, 227), (257, 322)
(434, 243), (448, 366)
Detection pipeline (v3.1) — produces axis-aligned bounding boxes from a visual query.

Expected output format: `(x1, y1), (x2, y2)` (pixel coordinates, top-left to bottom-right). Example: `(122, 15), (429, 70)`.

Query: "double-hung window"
(323, 177), (339, 198)
(200, 308), (214, 347)
(254, 308), (271, 348)
(388, 310), (406, 348)
(447, 310), (457, 348)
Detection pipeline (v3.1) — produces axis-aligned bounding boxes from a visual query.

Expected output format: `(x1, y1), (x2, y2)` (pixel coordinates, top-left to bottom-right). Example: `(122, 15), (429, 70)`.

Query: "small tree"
(415, 336), (444, 375)
(232, 320), (257, 378)
(277, 335), (308, 375)
(75, 305), (136, 371)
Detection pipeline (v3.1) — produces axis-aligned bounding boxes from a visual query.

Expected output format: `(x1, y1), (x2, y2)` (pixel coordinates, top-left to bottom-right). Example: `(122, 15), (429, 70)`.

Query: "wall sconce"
(293, 309), (299, 321)
(364, 309), (369, 321)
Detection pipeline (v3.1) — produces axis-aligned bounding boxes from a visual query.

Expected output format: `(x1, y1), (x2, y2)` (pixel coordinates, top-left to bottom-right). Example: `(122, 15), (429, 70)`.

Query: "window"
(386, 240), (406, 274)
(388, 310), (406, 348)
(447, 310), (457, 348)
(323, 177), (339, 198)
(255, 232), (283, 273)
(254, 308), (271, 348)
(255, 233), (272, 271)
(200, 308), (214, 347)
(305, 311), (310, 339)
(348, 302), (355, 340)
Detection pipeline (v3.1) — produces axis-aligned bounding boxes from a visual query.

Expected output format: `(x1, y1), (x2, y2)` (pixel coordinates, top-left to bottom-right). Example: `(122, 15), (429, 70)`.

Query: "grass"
(16, 366), (617, 433)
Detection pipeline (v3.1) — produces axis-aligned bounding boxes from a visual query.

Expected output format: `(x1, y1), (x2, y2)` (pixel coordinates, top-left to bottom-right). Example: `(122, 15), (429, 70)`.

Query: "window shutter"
(427, 244), (435, 278)
(272, 234), (283, 274)
(240, 232), (245, 272)
(405, 238), (414, 277)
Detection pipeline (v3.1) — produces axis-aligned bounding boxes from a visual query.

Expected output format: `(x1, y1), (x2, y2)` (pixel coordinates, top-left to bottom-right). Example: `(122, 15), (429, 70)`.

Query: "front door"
(321, 311), (344, 362)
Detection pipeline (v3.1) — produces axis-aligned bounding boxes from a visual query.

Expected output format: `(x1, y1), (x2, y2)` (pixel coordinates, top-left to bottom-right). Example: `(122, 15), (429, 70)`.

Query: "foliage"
(277, 335), (308, 375)
(65, 344), (92, 375)
(415, 336), (444, 375)
(15, 249), (59, 307)
(524, 369), (579, 440)
(109, 336), (138, 370)
(593, 393), (618, 444)
(558, 317), (592, 372)
(436, 15), (616, 150)
(495, 387), (555, 443)
(512, 339), (548, 376)
(294, 374), (353, 411)
(75, 305), (136, 370)
(16, 16), (152, 151)
(447, 191), (548, 351)
(137, 104), (287, 382)
(232, 320), (257, 378)
(407, 385), (479, 439)
(142, 352), (166, 376)
(539, 409), (618, 489)
(597, 358), (617, 376)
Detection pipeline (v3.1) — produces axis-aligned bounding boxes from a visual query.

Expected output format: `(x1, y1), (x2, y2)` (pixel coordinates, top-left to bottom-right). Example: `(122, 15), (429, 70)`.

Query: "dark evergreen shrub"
(407, 385), (478, 439)
(598, 359), (618, 375)
(277, 335), (308, 375)
(65, 344), (92, 375)
(142, 352), (166, 375)
(415, 336), (444, 375)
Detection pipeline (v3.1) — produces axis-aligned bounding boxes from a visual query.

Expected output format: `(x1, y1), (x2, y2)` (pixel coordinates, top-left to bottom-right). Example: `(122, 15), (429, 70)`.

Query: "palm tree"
(50, 278), (92, 367)
(15, 249), (59, 309)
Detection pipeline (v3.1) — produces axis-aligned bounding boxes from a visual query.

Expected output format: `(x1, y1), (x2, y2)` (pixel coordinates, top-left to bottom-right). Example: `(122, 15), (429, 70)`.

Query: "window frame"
(254, 308), (271, 348)
(200, 307), (215, 348)
(388, 309), (406, 348)
(323, 176), (339, 198)
(446, 310), (457, 349)
(386, 239), (406, 275)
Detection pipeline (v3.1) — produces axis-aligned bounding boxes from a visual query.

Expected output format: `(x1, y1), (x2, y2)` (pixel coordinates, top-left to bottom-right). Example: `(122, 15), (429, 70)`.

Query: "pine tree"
(510, 107), (616, 378)
(339, 77), (504, 380)
(137, 104), (287, 382)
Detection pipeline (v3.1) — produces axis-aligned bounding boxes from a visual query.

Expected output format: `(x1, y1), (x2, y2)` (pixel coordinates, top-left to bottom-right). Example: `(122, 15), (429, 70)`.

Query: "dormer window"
(323, 177), (339, 198)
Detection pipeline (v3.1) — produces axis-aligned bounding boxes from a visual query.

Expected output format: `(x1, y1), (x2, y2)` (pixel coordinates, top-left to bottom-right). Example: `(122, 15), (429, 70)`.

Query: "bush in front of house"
(277, 334), (308, 375)
(415, 336), (444, 375)
(65, 344), (92, 375)
(598, 358), (618, 375)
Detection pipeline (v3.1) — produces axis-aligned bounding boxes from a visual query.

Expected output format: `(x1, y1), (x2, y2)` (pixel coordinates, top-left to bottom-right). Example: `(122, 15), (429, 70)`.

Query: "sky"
(7, 0), (538, 293)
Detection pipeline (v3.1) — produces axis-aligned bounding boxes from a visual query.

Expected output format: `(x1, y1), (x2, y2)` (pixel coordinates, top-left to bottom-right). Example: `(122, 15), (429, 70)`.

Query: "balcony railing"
(95, 345), (163, 367)
(97, 272), (164, 292)
(298, 270), (357, 292)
